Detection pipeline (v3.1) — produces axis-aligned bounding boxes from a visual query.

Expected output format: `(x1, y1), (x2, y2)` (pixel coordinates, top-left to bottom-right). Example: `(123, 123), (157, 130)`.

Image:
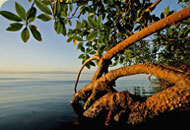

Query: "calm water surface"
(0, 74), (161, 130)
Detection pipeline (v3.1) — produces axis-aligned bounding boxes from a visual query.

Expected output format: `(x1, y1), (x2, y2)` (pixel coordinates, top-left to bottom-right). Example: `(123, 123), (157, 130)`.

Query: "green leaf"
(6, 23), (23, 31)
(34, 0), (52, 15)
(87, 31), (97, 41)
(0, 11), (22, 22)
(67, 37), (73, 42)
(75, 36), (83, 41)
(76, 20), (82, 29)
(78, 54), (84, 59)
(88, 16), (98, 28)
(56, 1), (62, 15)
(57, 22), (63, 34)
(69, 3), (73, 12)
(54, 21), (63, 34)
(37, 14), (52, 21)
(21, 27), (30, 43)
(15, 2), (27, 20)
(80, 45), (85, 52)
(27, 7), (37, 23)
(164, 6), (170, 17)
(89, 61), (95, 66)
(97, 15), (102, 26)
(82, 19), (88, 27)
(29, 25), (42, 42)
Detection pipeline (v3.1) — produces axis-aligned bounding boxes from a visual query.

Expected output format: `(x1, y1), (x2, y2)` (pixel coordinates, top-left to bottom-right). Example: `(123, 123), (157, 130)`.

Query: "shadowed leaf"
(21, 27), (30, 43)
(29, 25), (42, 42)
(6, 23), (23, 31)
(27, 7), (37, 23)
(0, 11), (22, 22)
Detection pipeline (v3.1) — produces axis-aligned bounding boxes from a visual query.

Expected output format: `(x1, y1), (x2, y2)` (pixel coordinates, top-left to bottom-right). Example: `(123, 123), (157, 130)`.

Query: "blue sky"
(0, 0), (181, 73)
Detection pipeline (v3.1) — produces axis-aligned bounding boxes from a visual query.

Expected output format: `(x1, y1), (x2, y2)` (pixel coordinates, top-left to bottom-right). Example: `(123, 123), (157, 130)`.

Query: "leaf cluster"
(0, 0), (189, 69)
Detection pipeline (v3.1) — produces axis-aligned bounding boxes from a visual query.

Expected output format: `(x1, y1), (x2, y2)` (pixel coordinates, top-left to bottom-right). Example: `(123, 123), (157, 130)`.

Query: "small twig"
(160, 33), (190, 42)
(121, 0), (131, 22)
(48, 1), (56, 19)
(158, 33), (187, 50)
(72, 6), (79, 17)
(136, 0), (162, 23)
(26, 2), (35, 25)
(74, 56), (100, 93)
(54, 0), (58, 18)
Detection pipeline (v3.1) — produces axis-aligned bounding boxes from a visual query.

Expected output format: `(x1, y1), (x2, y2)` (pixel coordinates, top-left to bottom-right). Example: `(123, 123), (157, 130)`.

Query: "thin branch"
(160, 33), (190, 42)
(158, 33), (187, 50)
(26, 2), (35, 25)
(136, 0), (162, 23)
(62, 0), (93, 4)
(74, 56), (100, 93)
(48, 1), (56, 19)
(72, 6), (79, 17)
(54, 0), (58, 18)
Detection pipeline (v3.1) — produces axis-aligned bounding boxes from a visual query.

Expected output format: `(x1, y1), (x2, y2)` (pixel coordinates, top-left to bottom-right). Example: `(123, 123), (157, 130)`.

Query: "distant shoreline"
(0, 71), (93, 74)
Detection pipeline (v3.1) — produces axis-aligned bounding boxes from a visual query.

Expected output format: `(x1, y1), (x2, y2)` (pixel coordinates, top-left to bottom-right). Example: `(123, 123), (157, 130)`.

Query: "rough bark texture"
(71, 63), (190, 125)
(71, 7), (190, 127)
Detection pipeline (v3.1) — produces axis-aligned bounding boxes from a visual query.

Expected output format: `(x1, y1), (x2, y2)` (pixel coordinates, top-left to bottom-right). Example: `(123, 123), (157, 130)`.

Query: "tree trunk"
(71, 7), (190, 127)
(71, 63), (190, 125)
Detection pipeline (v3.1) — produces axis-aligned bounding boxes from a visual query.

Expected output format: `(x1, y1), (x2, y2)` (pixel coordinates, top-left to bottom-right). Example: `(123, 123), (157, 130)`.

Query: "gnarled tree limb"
(71, 63), (190, 111)
(91, 7), (190, 81)
(75, 63), (190, 125)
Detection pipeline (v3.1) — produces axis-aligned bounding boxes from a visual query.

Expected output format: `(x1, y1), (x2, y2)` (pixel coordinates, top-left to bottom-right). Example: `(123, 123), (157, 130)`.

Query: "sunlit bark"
(91, 7), (190, 81)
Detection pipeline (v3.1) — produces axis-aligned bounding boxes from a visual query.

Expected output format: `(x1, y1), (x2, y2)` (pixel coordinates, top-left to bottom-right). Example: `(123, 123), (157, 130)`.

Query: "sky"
(0, 0), (181, 73)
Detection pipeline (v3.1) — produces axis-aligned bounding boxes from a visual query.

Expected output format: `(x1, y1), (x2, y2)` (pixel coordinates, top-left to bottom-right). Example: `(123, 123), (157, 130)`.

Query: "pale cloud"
(0, 0), (8, 8)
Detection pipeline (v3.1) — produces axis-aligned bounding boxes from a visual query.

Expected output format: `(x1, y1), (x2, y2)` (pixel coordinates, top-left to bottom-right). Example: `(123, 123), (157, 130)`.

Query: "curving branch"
(91, 7), (190, 81)
(95, 63), (189, 85)
(74, 56), (100, 93)
(71, 63), (190, 111)
(72, 63), (190, 125)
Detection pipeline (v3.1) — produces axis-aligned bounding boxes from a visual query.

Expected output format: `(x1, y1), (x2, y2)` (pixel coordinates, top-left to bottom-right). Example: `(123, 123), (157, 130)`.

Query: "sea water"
(0, 73), (161, 130)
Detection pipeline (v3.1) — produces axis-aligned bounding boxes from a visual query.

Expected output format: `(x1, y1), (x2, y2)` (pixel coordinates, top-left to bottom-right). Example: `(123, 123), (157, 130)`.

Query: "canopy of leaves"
(0, 0), (189, 70)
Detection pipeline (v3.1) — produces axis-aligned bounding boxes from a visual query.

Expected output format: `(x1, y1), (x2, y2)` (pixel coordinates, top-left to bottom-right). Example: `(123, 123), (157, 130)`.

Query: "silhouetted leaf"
(27, 7), (37, 23)
(75, 35), (83, 41)
(21, 27), (30, 43)
(29, 25), (42, 42)
(67, 37), (73, 42)
(0, 11), (22, 22)
(6, 23), (23, 31)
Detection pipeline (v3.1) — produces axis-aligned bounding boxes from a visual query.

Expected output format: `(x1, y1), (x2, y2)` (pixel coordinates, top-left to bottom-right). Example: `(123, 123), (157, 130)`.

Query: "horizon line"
(0, 71), (93, 74)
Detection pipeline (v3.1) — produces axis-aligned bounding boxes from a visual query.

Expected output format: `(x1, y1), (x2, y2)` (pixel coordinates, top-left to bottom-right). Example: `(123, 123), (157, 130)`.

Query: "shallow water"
(0, 74), (161, 130)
